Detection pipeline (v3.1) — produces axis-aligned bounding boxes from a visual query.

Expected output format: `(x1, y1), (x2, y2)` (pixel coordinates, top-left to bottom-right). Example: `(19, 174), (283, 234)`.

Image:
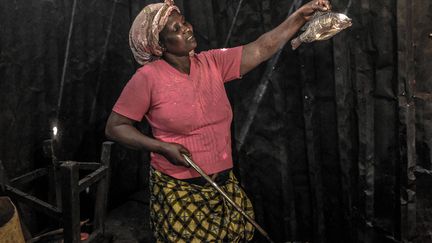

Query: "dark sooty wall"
(1, 0), (431, 242)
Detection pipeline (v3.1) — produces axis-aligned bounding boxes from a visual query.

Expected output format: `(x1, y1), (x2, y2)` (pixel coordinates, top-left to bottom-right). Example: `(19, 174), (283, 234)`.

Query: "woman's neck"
(162, 54), (191, 75)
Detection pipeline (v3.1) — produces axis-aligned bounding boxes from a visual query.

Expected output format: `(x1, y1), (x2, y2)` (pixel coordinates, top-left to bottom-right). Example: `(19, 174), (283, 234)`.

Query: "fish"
(291, 11), (352, 50)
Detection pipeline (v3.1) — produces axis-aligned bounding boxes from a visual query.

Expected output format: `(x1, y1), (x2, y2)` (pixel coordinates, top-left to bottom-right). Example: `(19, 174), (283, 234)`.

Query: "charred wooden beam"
(78, 166), (108, 192)
(75, 162), (102, 171)
(61, 161), (81, 243)
(5, 185), (61, 220)
(93, 142), (112, 234)
(43, 139), (63, 209)
(10, 168), (47, 186)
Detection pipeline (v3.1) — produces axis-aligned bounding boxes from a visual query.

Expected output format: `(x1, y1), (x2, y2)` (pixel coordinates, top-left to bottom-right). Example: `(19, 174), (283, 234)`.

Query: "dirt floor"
(105, 191), (154, 243)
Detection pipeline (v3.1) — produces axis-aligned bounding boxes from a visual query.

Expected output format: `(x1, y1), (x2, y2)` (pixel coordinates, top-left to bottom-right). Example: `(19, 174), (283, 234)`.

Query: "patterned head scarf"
(129, 0), (180, 65)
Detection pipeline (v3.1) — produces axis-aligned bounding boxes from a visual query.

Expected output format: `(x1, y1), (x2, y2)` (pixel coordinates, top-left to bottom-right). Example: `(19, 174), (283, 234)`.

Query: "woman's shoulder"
(128, 60), (166, 88)
(196, 46), (243, 61)
(136, 59), (165, 75)
(132, 60), (168, 82)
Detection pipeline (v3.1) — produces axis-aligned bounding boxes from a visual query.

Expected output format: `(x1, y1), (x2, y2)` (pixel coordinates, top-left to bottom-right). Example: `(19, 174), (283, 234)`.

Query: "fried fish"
(291, 11), (352, 50)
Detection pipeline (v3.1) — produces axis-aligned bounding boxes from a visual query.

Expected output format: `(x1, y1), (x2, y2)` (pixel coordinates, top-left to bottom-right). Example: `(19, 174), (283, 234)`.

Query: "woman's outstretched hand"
(297, 0), (332, 21)
(159, 142), (191, 167)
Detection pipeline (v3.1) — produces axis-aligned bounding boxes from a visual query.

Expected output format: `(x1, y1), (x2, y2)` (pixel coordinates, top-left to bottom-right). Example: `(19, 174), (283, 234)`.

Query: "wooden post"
(93, 142), (113, 234)
(44, 139), (62, 209)
(61, 161), (80, 243)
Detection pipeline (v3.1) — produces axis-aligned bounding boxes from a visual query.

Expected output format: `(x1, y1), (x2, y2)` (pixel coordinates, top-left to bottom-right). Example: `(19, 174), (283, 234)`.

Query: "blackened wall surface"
(1, 0), (432, 242)
(399, 0), (432, 242)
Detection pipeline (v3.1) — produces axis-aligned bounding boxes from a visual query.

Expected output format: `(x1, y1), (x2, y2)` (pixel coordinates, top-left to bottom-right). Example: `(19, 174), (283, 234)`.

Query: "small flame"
(53, 126), (58, 136)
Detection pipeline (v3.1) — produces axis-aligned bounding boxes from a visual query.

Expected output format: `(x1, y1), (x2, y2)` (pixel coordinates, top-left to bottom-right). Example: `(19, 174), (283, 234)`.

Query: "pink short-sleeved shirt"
(113, 46), (243, 179)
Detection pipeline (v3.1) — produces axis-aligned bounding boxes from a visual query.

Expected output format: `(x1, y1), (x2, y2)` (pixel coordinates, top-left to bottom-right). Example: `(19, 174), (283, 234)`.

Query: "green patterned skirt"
(149, 168), (255, 242)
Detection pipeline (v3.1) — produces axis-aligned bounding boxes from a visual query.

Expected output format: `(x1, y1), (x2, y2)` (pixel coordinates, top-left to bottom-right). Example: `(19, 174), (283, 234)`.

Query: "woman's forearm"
(105, 112), (191, 166)
(256, 12), (305, 59)
(106, 123), (163, 152)
(105, 112), (164, 153)
(241, 12), (305, 74)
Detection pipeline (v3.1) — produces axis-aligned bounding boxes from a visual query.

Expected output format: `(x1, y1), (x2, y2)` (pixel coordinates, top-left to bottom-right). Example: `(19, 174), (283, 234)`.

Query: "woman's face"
(159, 11), (197, 56)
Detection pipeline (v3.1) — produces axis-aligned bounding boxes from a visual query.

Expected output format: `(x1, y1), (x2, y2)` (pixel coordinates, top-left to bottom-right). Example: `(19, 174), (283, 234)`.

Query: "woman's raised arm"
(240, 0), (330, 75)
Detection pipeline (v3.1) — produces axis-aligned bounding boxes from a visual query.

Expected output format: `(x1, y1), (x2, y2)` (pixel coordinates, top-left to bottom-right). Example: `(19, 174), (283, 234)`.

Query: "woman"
(105, 0), (330, 242)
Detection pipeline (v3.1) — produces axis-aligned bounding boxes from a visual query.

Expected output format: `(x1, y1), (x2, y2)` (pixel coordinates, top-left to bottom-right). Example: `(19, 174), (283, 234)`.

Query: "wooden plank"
(61, 161), (81, 243)
(10, 168), (47, 186)
(5, 185), (61, 220)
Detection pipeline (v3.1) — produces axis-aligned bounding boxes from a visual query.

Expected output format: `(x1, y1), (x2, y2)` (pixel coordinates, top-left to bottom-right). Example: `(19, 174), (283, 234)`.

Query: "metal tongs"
(182, 154), (275, 243)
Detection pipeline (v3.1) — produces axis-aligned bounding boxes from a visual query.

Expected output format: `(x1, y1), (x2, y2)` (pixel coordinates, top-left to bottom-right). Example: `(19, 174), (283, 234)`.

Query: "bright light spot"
(52, 126), (58, 136)
(221, 48), (228, 51)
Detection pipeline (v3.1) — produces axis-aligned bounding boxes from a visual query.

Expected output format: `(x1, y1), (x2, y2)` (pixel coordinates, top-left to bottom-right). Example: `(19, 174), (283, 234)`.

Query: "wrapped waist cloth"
(149, 168), (255, 242)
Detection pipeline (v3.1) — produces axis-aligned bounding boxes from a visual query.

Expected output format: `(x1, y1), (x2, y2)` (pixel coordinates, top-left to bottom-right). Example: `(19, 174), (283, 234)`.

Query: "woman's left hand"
(297, 0), (332, 21)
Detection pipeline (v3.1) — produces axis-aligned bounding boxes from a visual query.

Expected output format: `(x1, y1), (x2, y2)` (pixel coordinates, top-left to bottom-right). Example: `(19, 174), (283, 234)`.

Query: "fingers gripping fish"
(291, 11), (352, 50)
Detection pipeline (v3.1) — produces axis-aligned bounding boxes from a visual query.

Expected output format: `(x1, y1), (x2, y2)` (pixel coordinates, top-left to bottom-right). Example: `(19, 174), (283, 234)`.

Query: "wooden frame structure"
(0, 141), (113, 243)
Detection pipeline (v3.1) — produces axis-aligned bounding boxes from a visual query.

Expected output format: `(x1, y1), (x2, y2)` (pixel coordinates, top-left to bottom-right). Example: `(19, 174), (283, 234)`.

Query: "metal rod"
(182, 155), (275, 243)
(89, 0), (118, 124)
(223, 0), (244, 48)
(237, 0), (304, 151)
(57, 0), (78, 116)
